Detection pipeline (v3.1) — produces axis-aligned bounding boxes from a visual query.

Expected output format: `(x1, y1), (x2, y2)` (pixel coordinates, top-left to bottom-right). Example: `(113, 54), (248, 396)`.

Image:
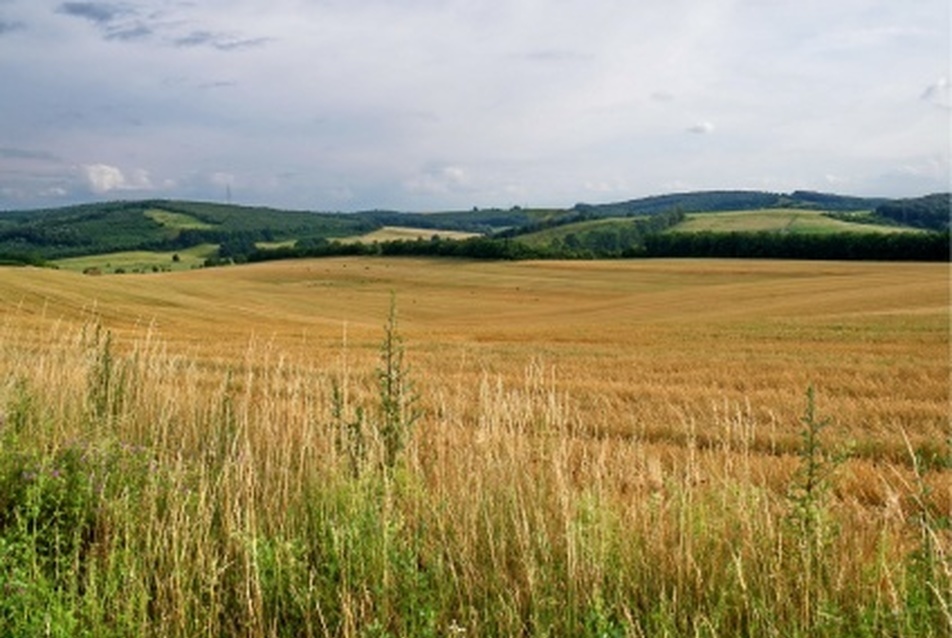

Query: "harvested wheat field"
(0, 257), (948, 637)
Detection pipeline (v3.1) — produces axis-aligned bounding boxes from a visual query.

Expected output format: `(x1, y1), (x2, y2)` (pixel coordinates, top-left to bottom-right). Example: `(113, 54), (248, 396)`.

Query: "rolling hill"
(0, 190), (947, 267)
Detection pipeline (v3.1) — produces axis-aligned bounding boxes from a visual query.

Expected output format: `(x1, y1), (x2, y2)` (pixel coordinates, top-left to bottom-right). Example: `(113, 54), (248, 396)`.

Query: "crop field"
(672, 208), (922, 234)
(342, 226), (480, 243)
(52, 243), (218, 273)
(0, 257), (948, 636)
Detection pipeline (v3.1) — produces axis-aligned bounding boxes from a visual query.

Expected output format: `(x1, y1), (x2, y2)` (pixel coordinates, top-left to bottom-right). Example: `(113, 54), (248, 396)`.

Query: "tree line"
(643, 230), (950, 261)
(241, 229), (949, 265)
(874, 194), (949, 231)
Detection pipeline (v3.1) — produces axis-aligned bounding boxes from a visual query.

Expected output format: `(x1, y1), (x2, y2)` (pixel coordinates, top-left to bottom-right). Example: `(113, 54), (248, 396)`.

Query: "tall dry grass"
(0, 306), (948, 636)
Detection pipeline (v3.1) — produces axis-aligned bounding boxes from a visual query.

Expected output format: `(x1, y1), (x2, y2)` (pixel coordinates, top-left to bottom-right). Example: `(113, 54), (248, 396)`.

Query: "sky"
(0, 0), (949, 212)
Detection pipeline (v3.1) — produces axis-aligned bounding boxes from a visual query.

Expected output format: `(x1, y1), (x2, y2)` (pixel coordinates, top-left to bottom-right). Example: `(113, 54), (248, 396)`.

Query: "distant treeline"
(874, 194), (950, 231)
(244, 236), (552, 264)
(242, 229), (949, 264)
(643, 231), (950, 261)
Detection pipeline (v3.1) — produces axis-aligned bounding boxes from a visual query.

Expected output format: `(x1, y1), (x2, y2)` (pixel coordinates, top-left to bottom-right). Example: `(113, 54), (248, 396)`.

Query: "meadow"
(0, 257), (948, 637)
(670, 209), (922, 234)
(339, 226), (480, 243)
(53, 244), (219, 274)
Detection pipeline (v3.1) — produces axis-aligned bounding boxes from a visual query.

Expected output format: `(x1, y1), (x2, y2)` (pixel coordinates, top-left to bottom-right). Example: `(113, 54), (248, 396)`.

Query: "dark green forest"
(874, 194), (950, 231)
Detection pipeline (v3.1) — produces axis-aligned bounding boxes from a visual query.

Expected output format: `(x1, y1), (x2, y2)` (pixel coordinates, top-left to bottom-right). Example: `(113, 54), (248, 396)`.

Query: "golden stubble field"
(2, 257), (947, 451)
(0, 256), (949, 635)
(2, 256), (948, 499)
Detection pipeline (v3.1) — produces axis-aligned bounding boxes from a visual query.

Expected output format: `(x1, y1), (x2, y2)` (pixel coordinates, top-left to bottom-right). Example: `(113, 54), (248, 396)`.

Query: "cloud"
(2, 0), (945, 211)
(197, 80), (238, 90)
(105, 22), (154, 42)
(42, 186), (69, 198)
(173, 30), (271, 51)
(0, 147), (59, 161)
(56, 1), (161, 44)
(55, 1), (269, 51)
(921, 77), (951, 110)
(83, 163), (153, 194)
(56, 2), (130, 25)
(0, 19), (24, 35)
(519, 49), (589, 63)
(404, 165), (470, 196)
(687, 121), (715, 134)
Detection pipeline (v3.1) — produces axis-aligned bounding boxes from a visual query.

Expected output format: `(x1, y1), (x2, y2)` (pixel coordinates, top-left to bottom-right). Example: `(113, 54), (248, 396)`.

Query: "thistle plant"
(376, 294), (418, 472)
(786, 386), (841, 633)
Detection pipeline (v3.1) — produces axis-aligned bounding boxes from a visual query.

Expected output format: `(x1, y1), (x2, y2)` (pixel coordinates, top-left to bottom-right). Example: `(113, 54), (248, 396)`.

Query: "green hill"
(0, 191), (947, 266)
(0, 200), (550, 265)
(0, 200), (373, 263)
(570, 189), (891, 217)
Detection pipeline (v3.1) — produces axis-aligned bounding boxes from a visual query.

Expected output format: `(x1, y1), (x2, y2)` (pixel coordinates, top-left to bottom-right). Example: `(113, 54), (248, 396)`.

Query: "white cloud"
(687, 121), (715, 134)
(404, 165), (470, 196)
(83, 163), (153, 194)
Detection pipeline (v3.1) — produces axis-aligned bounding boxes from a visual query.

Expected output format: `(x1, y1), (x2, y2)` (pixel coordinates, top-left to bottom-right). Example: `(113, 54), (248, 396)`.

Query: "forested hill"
(571, 191), (949, 231)
(572, 190), (893, 217)
(0, 190), (947, 264)
(0, 200), (374, 263)
(873, 193), (950, 231)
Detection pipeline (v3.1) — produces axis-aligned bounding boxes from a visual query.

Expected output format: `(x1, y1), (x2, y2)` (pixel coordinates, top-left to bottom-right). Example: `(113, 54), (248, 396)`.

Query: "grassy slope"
(669, 208), (921, 234)
(512, 217), (639, 246)
(340, 226), (481, 243)
(53, 243), (218, 273)
(512, 208), (923, 247)
(144, 208), (215, 230)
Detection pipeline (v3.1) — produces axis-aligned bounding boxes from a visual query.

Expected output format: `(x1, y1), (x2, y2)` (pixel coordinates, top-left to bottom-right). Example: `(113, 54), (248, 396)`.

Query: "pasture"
(341, 226), (480, 243)
(0, 257), (948, 636)
(144, 208), (216, 230)
(53, 243), (218, 273)
(672, 208), (922, 234)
